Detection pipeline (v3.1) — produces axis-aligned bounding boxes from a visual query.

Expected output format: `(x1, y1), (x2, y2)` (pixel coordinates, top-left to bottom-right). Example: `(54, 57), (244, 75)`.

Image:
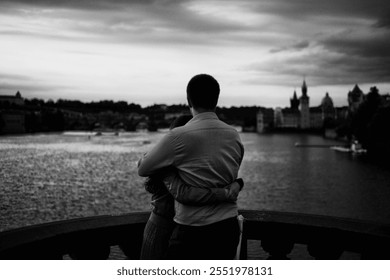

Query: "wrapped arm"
(137, 132), (176, 177)
(163, 174), (244, 206)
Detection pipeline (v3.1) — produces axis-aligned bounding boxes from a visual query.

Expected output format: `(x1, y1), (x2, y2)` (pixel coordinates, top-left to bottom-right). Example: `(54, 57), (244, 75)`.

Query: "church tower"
(348, 84), (364, 113)
(299, 79), (310, 129)
(321, 92), (335, 120)
(290, 90), (300, 110)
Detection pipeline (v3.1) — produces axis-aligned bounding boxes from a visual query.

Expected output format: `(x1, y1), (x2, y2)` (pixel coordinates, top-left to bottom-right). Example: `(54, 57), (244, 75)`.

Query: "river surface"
(1, 131), (390, 232)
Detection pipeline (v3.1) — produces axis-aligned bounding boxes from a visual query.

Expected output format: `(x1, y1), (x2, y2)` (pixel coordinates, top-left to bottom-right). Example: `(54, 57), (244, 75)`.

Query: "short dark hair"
(186, 74), (220, 110)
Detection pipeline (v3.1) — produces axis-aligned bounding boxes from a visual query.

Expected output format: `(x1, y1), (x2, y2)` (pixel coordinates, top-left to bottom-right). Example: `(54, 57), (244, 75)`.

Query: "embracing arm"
(163, 174), (244, 205)
(138, 132), (176, 177)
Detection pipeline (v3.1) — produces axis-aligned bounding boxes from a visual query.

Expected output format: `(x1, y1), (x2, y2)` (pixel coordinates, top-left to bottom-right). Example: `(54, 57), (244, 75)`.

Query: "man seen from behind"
(138, 74), (244, 259)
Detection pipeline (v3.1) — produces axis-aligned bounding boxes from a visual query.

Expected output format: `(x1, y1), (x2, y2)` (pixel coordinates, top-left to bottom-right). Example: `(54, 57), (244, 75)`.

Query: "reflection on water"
(238, 133), (390, 223)
(1, 132), (390, 232)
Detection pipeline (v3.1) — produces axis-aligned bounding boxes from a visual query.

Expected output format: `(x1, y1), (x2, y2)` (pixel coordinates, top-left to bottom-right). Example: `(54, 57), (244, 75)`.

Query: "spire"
(352, 84), (362, 94)
(290, 88), (300, 110)
(301, 79), (307, 97)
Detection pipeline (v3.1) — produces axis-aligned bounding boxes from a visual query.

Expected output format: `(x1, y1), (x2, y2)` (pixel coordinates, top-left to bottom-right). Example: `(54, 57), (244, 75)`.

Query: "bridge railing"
(0, 210), (389, 260)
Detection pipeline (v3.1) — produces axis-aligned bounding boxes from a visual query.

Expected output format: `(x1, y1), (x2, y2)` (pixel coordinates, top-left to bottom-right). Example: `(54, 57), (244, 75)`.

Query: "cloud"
(2, 0), (388, 49)
(0, 0), (252, 47)
(236, 0), (390, 88)
(0, 81), (62, 96)
(0, 0), (156, 11)
(0, 72), (74, 97)
(1, 0), (390, 105)
(373, 13), (390, 29)
(320, 30), (390, 58)
(248, 0), (390, 20)
(243, 33), (390, 88)
(270, 41), (311, 53)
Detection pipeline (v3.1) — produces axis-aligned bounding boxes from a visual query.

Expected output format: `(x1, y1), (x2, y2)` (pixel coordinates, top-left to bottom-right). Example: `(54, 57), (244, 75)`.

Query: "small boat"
(351, 141), (367, 154)
(331, 141), (367, 155)
(330, 146), (351, 153)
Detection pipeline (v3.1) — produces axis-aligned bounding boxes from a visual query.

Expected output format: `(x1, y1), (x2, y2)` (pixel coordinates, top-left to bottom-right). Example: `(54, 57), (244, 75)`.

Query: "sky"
(0, 0), (389, 108)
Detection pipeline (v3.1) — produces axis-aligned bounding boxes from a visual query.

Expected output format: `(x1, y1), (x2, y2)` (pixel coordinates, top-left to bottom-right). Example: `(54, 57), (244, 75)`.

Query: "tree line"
(0, 98), (261, 133)
(337, 87), (390, 157)
(1, 93), (389, 158)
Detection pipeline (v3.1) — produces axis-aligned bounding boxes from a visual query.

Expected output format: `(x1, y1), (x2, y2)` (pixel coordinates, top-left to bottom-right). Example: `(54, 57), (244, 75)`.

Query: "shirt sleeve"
(237, 134), (245, 165)
(137, 132), (176, 177)
(163, 173), (230, 205)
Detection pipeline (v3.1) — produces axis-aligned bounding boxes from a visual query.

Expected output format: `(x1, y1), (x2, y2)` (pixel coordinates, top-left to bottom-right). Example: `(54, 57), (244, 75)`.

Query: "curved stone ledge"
(0, 210), (389, 260)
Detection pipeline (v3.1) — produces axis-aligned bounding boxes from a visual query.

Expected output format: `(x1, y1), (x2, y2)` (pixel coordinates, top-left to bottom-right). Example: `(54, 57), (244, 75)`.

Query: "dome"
(321, 92), (333, 107)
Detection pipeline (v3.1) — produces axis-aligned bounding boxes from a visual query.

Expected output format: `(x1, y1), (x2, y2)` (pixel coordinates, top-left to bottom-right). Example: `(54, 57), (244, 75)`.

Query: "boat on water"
(331, 141), (367, 155)
(1, 210), (389, 260)
(351, 141), (368, 154)
(330, 146), (351, 153)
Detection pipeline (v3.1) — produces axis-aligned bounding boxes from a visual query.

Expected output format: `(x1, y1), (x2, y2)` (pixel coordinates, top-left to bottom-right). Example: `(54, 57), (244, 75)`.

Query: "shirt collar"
(189, 112), (218, 123)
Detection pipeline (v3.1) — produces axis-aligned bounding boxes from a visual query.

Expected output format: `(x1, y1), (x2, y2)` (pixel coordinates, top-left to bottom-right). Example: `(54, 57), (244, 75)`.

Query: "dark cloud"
(270, 40), (310, 53)
(248, 0), (390, 21)
(246, 48), (390, 87)
(0, 0), (246, 32)
(2, 0), (387, 49)
(320, 31), (390, 59)
(373, 13), (390, 29)
(245, 22), (390, 87)
(0, 0), (252, 47)
(240, 0), (390, 87)
(1, 0), (390, 95)
(1, 0), (389, 39)
(0, 0), (160, 11)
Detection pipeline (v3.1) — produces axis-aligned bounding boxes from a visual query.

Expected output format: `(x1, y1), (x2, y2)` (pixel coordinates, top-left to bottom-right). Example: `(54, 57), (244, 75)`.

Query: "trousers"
(166, 216), (240, 260)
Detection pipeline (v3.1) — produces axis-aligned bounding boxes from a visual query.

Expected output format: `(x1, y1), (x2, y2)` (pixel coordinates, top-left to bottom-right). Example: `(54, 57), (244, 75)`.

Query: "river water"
(1, 132), (390, 232)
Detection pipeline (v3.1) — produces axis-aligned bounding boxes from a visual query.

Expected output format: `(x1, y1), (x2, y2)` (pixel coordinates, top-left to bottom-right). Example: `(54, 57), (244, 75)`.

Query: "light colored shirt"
(138, 112), (244, 226)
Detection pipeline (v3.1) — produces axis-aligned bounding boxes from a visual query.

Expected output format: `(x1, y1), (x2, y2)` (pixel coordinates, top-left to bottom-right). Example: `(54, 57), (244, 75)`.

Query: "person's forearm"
(138, 154), (154, 177)
(164, 175), (241, 205)
(137, 134), (175, 177)
(169, 183), (228, 205)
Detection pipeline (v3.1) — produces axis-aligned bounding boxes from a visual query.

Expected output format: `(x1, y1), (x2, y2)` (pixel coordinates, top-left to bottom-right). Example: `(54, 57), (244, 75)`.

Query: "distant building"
(256, 108), (274, 132)
(0, 111), (25, 134)
(256, 111), (264, 133)
(382, 93), (390, 105)
(0, 91), (25, 106)
(282, 89), (300, 128)
(321, 92), (336, 120)
(299, 80), (310, 129)
(348, 85), (364, 113)
(335, 106), (349, 121)
(281, 108), (300, 128)
(273, 80), (339, 130)
(274, 107), (283, 128)
(290, 90), (300, 110)
(274, 79), (311, 129)
(0, 91), (26, 134)
(309, 106), (323, 129)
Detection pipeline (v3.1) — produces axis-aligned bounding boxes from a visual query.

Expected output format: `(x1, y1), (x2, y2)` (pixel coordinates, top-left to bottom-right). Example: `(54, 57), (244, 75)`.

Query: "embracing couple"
(137, 74), (245, 260)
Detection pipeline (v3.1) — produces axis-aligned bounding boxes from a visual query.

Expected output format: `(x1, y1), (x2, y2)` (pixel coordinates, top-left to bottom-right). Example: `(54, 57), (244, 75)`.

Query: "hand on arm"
(223, 178), (244, 202)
